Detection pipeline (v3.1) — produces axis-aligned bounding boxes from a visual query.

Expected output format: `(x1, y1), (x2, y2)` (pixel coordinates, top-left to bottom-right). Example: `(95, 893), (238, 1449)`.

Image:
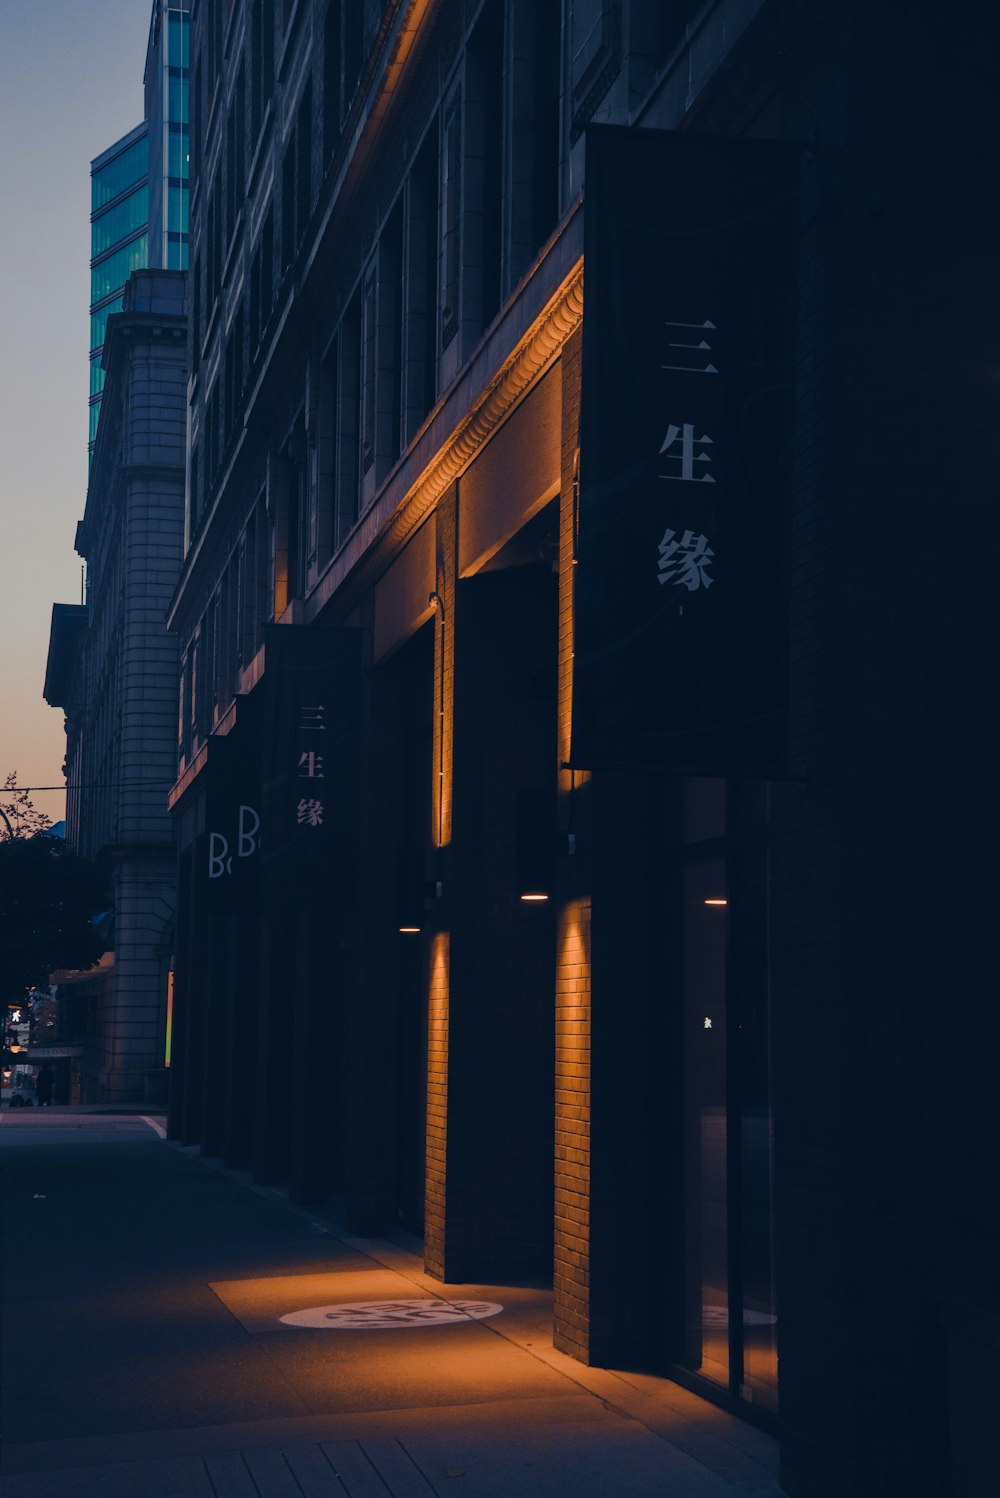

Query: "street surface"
(0, 1109), (783, 1496)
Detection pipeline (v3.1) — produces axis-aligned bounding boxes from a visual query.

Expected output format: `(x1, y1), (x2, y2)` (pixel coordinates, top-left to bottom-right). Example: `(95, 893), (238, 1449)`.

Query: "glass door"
(670, 779), (777, 1417)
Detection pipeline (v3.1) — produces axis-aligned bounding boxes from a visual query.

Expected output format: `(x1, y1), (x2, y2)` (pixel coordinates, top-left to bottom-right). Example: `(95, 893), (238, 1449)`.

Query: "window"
(251, 0), (275, 140)
(508, 0), (560, 282)
(323, 1), (342, 159)
(441, 93), (461, 349)
(403, 122), (439, 441)
(377, 198), (404, 475)
(335, 292), (362, 545)
(361, 265), (377, 474)
(296, 82), (313, 240)
(90, 235), (148, 305)
(91, 135), (147, 212)
(282, 135), (296, 270)
(662, 778), (777, 1415)
(91, 186), (149, 259)
(465, 0), (503, 332)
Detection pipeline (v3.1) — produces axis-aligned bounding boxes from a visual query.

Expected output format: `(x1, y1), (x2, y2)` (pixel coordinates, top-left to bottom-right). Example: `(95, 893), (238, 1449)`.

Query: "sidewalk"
(0, 1110), (783, 1497)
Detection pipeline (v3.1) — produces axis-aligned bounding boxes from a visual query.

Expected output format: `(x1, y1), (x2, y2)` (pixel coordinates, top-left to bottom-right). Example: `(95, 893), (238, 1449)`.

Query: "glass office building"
(89, 123), (149, 460)
(88, 2), (189, 463)
(145, 1), (191, 272)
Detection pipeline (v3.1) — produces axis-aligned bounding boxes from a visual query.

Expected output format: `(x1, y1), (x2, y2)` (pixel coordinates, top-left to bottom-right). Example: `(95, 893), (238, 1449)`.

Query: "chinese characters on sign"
(656, 321), (719, 599)
(259, 625), (362, 907)
(573, 126), (797, 773)
(295, 707), (326, 831)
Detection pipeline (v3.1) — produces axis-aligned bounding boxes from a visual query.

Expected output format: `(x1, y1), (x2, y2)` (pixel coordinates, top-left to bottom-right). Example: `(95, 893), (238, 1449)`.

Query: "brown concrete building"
(166, 3), (999, 1495)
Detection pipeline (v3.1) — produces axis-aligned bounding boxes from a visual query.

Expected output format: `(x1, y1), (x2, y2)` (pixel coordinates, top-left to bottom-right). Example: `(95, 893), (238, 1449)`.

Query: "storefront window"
(672, 778), (776, 1415)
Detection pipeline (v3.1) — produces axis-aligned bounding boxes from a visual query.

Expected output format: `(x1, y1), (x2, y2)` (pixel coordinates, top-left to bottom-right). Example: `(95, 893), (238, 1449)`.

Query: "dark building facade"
(165, 3), (999, 1494)
(46, 269), (188, 1103)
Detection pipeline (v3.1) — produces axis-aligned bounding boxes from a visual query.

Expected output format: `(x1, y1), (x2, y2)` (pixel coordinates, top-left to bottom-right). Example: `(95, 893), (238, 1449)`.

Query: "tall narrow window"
(441, 93), (461, 349)
(665, 778), (776, 1416)
(466, 0), (503, 332)
(249, 240), (262, 355)
(296, 82), (313, 242)
(261, 209), (274, 320)
(235, 62), (246, 211)
(317, 334), (338, 567)
(343, 0), (362, 114)
(508, 0), (560, 286)
(378, 198), (404, 476)
(250, 0), (263, 138)
(361, 265), (377, 475)
(336, 292), (361, 545)
(323, 1), (343, 160)
(403, 122), (439, 441)
(282, 134), (296, 271)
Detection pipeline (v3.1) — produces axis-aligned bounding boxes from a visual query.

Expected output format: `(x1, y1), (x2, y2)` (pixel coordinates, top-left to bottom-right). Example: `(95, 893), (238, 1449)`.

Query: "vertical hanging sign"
(572, 127), (799, 776)
(260, 625), (363, 908)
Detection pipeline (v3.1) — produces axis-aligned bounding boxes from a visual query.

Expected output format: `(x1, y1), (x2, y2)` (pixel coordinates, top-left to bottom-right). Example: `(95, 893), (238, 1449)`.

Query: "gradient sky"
(0, 1), (152, 825)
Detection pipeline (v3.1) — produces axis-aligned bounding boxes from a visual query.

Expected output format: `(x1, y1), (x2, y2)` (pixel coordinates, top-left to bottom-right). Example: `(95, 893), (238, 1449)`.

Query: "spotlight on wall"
(516, 787), (555, 903)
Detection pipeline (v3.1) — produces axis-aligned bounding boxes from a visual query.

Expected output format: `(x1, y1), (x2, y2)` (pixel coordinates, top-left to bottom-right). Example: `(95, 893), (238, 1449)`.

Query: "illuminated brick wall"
(553, 326), (594, 1359)
(424, 489), (457, 1279)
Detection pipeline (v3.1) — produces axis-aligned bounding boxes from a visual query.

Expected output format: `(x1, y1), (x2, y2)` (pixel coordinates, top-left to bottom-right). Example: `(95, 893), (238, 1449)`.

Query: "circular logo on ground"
(280, 1298), (504, 1330)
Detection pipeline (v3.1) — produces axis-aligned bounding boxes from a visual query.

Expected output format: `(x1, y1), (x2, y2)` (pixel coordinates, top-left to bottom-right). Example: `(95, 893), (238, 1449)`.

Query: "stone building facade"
(45, 269), (187, 1103)
(165, 3), (999, 1495)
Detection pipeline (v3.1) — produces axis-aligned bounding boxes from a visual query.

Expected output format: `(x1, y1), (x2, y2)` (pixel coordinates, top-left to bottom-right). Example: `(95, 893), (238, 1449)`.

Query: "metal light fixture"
(516, 787), (555, 903)
(397, 848), (442, 933)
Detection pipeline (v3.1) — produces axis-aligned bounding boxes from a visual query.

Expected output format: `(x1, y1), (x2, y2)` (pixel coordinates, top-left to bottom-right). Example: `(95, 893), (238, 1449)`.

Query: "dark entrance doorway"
(662, 777), (777, 1418)
(383, 624), (433, 1235)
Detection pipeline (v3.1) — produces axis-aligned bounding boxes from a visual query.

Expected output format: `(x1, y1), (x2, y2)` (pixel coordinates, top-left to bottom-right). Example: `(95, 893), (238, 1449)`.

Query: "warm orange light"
(704, 898), (728, 906)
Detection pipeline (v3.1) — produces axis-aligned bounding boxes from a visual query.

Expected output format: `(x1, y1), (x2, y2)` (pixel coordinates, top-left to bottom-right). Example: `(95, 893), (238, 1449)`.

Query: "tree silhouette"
(0, 774), (52, 841)
(0, 833), (107, 995)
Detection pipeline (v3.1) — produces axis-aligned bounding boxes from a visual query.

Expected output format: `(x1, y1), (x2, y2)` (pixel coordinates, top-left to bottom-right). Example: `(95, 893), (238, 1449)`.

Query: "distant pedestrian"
(35, 1064), (54, 1107)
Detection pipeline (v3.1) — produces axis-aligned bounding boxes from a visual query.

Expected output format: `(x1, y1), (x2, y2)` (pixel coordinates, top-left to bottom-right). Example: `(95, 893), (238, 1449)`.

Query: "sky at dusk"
(0, 1), (152, 825)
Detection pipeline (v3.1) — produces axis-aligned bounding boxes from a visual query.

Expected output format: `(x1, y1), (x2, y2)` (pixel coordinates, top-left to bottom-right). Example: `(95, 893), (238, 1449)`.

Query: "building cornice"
(306, 252), (584, 625)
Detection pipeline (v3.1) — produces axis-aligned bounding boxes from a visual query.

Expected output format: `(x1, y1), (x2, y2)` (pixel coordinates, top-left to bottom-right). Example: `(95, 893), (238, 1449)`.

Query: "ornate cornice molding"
(325, 256), (585, 612)
(395, 259), (584, 539)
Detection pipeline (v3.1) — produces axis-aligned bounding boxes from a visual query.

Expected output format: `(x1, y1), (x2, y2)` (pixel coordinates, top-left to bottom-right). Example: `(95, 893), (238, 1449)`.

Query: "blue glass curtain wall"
(91, 235), (149, 305)
(90, 297), (123, 355)
(92, 185), (149, 259)
(92, 136), (148, 212)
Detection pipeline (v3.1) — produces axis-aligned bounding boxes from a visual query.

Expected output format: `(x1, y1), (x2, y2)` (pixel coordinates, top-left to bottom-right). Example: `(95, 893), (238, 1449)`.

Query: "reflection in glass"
(168, 185), (189, 235)
(168, 75), (190, 126)
(736, 839), (777, 1409)
(681, 857), (728, 1388)
(168, 124), (191, 180)
(741, 1104), (778, 1409)
(90, 297), (124, 355)
(168, 10), (190, 69)
(91, 136), (148, 212)
(91, 186), (149, 259)
(91, 235), (149, 305)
